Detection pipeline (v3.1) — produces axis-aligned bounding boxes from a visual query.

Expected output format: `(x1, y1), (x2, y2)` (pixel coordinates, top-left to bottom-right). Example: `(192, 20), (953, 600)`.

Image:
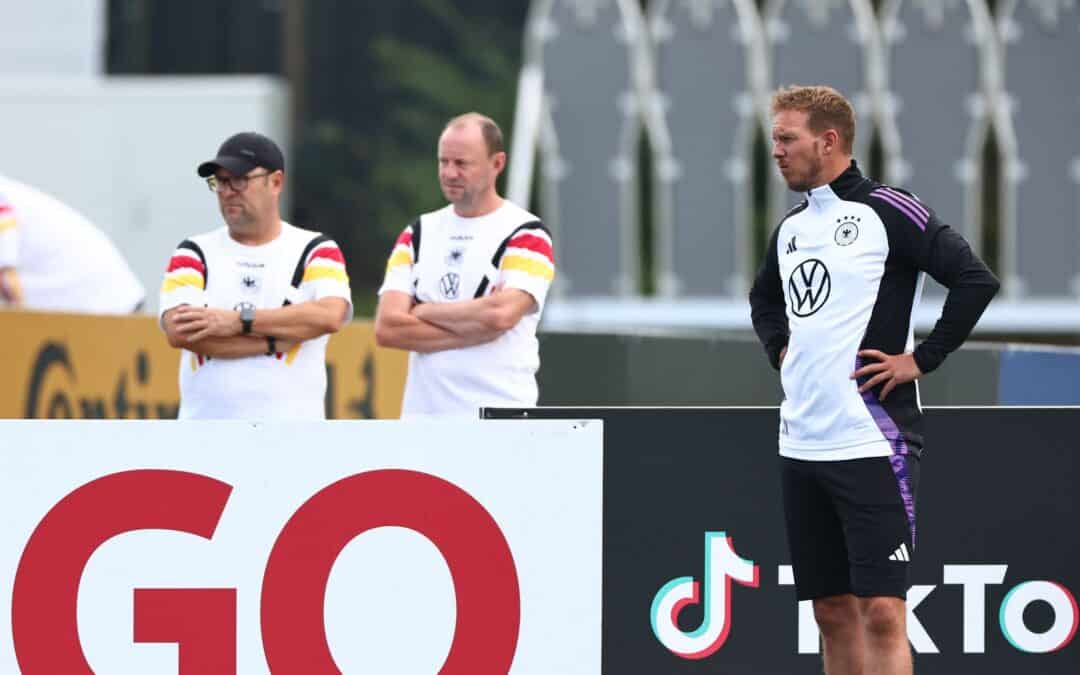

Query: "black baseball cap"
(197, 132), (285, 177)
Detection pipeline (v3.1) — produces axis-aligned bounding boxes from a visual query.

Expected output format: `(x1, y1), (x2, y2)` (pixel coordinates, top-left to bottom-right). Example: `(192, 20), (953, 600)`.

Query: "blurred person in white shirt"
(0, 174), (144, 314)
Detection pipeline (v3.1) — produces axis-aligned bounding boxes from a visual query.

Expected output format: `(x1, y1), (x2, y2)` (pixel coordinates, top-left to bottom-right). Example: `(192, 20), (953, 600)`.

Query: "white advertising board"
(0, 419), (602, 674)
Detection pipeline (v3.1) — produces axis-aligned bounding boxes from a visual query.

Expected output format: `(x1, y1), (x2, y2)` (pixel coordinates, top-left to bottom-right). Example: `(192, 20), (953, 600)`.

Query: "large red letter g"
(12, 470), (232, 674)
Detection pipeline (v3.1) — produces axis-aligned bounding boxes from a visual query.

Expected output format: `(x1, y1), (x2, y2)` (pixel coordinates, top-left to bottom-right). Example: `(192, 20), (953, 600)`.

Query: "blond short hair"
(444, 112), (505, 156)
(771, 85), (856, 154)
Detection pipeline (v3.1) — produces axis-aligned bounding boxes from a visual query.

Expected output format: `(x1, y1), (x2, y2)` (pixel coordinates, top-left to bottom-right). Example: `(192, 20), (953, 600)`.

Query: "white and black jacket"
(749, 161), (999, 461)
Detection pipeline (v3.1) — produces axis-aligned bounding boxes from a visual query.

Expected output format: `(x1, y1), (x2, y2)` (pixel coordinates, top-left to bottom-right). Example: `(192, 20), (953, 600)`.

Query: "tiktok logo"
(650, 532), (760, 659)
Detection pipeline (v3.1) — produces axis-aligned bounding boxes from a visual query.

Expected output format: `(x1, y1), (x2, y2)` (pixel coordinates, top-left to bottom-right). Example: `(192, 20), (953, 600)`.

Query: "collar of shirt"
(806, 160), (867, 212)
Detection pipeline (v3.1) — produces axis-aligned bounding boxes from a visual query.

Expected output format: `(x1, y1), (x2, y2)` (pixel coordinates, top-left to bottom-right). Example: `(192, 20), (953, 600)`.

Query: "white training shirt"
(0, 174), (145, 313)
(378, 200), (555, 418)
(159, 222), (353, 420)
(750, 162), (998, 461)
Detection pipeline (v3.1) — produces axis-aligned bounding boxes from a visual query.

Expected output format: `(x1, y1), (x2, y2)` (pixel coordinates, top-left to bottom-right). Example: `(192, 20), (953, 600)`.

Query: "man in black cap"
(195, 131), (287, 245)
(158, 132), (353, 419)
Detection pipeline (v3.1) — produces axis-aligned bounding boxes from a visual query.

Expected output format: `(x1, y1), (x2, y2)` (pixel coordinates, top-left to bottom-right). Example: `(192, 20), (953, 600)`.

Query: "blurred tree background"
(107, 0), (529, 314)
(105, 0), (1008, 313)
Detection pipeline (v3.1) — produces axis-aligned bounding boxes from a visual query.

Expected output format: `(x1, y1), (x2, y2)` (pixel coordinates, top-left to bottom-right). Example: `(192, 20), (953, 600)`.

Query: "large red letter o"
(261, 469), (520, 674)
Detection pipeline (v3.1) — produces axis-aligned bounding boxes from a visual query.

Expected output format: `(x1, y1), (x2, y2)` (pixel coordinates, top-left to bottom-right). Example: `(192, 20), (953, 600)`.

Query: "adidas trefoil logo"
(889, 542), (911, 562)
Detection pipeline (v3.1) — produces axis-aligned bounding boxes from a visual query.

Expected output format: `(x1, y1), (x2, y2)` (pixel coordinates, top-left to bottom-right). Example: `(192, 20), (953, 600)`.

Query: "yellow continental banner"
(0, 310), (407, 419)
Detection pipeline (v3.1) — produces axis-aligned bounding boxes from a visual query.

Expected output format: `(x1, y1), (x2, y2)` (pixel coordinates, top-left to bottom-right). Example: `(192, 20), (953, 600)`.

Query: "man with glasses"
(159, 132), (352, 419)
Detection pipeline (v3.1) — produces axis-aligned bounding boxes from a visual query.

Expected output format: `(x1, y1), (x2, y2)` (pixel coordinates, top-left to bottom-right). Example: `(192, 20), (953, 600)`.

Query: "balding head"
(443, 113), (505, 157)
(438, 112), (507, 217)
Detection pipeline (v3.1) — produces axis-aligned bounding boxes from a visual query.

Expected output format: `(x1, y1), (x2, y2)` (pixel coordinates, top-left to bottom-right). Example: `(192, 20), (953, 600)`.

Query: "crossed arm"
(374, 288), (536, 354)
(0, 267), (23, 306)
(162, 297), (350, 358)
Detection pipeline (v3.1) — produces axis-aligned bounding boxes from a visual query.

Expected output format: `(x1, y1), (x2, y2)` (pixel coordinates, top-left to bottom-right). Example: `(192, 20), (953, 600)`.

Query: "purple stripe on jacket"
(880, 187), (929, 220)
(870, 188), (928, 230)
(855, 356), (917, 546)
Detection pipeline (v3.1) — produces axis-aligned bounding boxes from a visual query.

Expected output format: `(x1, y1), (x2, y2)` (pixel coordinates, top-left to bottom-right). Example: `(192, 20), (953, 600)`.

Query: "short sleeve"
(299, 238), (353, 319)
(0, 195), (17, 268)
(378, 224), (417, 296)
(498, 223), (555, 311)
(159, 240), (207, 322)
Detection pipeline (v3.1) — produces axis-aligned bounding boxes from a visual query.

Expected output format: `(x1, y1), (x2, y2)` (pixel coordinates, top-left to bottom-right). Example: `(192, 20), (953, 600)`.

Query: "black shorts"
(781, 454), (920, 601)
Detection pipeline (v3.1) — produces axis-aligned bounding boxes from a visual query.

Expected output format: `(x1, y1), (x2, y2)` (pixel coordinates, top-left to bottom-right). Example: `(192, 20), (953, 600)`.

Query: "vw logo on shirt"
(439, 272), (461, 300)
(787, 258), (831, 317)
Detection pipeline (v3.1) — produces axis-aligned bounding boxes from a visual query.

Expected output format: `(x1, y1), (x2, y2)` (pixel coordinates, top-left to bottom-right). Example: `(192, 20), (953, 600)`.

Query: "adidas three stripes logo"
(889, 542), (911, 562)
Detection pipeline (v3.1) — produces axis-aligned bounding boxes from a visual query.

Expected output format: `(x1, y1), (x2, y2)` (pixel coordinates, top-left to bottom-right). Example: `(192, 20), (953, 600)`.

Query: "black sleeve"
(749, 226), (789, 370)
(879, 195), (1000, 374)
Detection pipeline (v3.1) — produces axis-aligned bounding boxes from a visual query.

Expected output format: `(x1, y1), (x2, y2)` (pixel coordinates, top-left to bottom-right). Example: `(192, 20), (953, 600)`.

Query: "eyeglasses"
(206, 171), (274, 193)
